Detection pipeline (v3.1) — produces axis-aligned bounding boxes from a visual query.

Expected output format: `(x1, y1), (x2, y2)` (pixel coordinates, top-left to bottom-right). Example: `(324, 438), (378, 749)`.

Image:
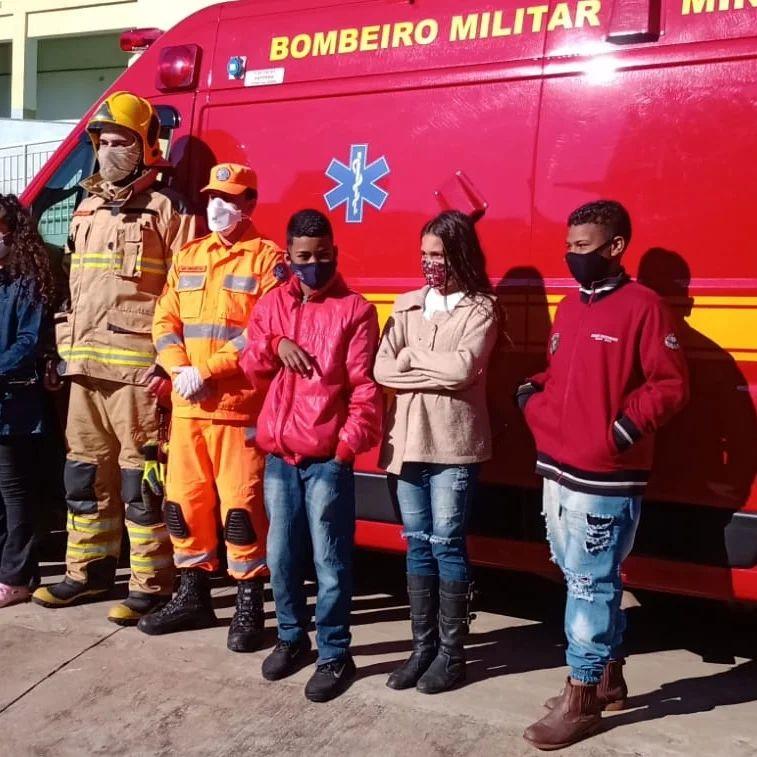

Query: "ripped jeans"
(542, 479), (641, 684)
(391, 463), (478, 582)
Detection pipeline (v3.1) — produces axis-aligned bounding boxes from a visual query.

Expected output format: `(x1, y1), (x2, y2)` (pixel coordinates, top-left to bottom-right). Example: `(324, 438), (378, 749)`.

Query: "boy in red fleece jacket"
(518, 200), (688, 750)
(240, 209), (382, 703)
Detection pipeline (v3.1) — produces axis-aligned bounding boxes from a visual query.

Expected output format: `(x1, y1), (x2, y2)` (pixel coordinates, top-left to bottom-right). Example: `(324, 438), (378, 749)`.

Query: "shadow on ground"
(36, 536), (757, 731)
(352, 551), (757, 726)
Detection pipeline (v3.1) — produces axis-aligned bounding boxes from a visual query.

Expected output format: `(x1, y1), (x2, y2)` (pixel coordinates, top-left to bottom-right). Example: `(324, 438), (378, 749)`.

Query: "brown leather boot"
(544, 659), (628, 712)
(524, 679), (602, 751)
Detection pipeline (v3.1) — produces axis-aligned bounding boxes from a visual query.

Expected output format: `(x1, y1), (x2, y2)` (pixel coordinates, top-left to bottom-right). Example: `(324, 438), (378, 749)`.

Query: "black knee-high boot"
(416, 579), (473, 694)
(387, 574), (439, 690)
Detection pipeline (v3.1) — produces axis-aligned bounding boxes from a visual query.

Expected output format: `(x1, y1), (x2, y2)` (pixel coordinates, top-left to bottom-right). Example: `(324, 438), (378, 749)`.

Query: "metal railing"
(0, 139), (62, 196)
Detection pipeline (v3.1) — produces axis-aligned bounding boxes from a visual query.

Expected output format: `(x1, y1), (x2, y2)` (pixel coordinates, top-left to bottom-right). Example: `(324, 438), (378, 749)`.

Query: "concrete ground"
(1, 550), (755, 757)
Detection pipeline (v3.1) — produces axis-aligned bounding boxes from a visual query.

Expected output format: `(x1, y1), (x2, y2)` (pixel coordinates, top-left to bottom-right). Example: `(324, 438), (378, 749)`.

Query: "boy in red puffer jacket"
(240, 209), (382, 703)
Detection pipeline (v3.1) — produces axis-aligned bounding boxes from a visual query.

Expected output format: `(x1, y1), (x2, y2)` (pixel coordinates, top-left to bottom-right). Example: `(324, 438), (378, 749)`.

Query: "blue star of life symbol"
(324, 145), (390, 223)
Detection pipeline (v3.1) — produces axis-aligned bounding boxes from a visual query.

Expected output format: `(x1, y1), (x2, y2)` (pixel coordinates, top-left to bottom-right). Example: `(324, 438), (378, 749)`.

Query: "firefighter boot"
(524, 679), (602, 750)
(32, 558), (116, 608)
(137, 569), (217, 635)
(32, 577), (110, 608)
(415, 579), (473, 694)
(387, 574), (439, 690)
(107, 592), (171, 627)
(544, 659), (628, 712)
(227, 578), (265, 653)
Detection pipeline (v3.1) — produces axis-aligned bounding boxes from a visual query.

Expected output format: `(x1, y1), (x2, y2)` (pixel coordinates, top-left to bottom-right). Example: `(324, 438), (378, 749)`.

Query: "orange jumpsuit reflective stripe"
(153, 224), (284, 579)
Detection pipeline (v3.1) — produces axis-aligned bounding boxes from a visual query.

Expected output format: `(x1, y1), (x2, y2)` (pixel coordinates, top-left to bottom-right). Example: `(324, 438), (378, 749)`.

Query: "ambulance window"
(33, 134), (94, 249)
(156, 105), (180, 160)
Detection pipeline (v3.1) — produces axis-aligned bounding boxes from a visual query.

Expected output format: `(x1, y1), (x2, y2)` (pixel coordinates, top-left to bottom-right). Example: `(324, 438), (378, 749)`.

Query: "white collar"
(423, 288), (465, 319)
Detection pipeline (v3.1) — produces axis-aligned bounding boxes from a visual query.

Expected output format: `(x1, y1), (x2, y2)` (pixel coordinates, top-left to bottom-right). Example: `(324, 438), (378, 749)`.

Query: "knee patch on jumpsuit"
(122, 468), (162, 526)
(164, 501), (189, 538)
(224, 509), (256, 546)
(64, 460), (98, 515)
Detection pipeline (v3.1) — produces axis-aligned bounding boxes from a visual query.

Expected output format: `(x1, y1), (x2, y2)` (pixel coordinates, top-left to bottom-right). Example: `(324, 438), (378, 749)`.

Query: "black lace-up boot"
(227, 578), (265, 652)
(137, 568), (217, 635)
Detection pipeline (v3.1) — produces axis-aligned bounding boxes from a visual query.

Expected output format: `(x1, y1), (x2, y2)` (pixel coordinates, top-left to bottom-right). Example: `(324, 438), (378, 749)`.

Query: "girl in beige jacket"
(374, 210), (500, 696)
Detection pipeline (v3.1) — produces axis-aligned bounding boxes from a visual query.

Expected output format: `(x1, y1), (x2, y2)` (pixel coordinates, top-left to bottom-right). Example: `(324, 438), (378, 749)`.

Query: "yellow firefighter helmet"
(87, 91), (165, 167)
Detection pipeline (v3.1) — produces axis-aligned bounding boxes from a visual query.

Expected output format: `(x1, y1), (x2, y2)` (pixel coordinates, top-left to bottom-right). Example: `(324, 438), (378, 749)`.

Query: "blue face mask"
(290, 260), (336, 290)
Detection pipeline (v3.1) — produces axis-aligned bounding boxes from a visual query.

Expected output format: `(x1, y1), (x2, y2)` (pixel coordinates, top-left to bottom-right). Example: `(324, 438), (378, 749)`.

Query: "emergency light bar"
(120, 28), (164, 52)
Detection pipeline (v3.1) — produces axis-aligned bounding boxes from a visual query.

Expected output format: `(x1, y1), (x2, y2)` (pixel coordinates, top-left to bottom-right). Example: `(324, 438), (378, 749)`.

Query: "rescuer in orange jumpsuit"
(139, 164), (285, 652)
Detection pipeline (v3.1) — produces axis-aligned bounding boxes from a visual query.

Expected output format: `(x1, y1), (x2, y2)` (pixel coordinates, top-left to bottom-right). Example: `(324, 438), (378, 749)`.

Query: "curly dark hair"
(286, 208), (333, 245)
(0, 194), (55, 308)
(568, 200), (632, 245)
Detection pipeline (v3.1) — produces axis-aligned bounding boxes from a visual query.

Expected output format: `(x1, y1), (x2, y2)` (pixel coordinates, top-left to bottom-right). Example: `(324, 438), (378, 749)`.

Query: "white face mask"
(207, 196), (243, 234)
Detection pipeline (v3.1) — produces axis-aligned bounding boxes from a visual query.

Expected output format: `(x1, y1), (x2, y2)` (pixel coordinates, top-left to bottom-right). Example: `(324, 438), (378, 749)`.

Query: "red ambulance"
(23, 0), (757, 602)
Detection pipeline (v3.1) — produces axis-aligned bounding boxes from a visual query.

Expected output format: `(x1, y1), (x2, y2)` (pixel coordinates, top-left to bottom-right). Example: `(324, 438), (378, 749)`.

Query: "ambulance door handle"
(605, 0), (661, 44)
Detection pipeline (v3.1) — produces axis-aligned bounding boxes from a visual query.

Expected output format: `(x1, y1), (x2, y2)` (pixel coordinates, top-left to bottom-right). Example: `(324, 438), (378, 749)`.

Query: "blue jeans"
(542, 479), (641, 684)
(264, 454), (355, 664)
(391, 463), (478, 583)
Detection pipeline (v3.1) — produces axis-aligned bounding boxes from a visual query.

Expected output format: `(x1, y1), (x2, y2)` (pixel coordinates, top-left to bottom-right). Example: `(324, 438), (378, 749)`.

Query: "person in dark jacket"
(518, 200), (689, 750)
(0, 195), (55, 607)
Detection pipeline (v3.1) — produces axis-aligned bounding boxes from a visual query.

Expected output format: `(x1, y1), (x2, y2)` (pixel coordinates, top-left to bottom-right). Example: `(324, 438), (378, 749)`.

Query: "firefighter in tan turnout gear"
(32, 92), (196, 624)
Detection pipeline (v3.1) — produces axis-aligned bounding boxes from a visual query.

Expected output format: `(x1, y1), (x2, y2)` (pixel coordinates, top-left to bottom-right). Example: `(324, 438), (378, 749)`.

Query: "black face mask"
(565, 240), (615, 288)
(291, 260), (336, 290)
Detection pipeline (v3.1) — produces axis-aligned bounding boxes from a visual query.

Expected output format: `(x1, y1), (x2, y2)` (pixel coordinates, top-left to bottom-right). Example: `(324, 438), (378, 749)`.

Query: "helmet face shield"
(87, 91), (164, 167)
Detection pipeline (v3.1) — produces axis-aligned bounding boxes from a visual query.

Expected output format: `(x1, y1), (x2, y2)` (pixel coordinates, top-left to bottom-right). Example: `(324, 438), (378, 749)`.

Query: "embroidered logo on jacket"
(664, 333), (680, 350)
(549, 333), (560, 355)
(590, 333), (619, 344)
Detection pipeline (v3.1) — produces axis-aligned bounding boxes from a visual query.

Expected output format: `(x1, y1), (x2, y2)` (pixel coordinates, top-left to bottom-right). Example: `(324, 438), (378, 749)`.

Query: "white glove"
(172, 366), (205, 400)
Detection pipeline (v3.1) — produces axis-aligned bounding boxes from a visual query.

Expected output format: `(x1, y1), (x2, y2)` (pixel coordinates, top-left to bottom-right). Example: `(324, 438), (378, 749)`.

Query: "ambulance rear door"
(532, 0), (757, 566)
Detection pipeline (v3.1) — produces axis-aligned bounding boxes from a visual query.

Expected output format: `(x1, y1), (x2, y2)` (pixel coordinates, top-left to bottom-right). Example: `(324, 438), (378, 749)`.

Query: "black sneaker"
(304, 654), (357, 703)
(262, 636), (312, 681)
